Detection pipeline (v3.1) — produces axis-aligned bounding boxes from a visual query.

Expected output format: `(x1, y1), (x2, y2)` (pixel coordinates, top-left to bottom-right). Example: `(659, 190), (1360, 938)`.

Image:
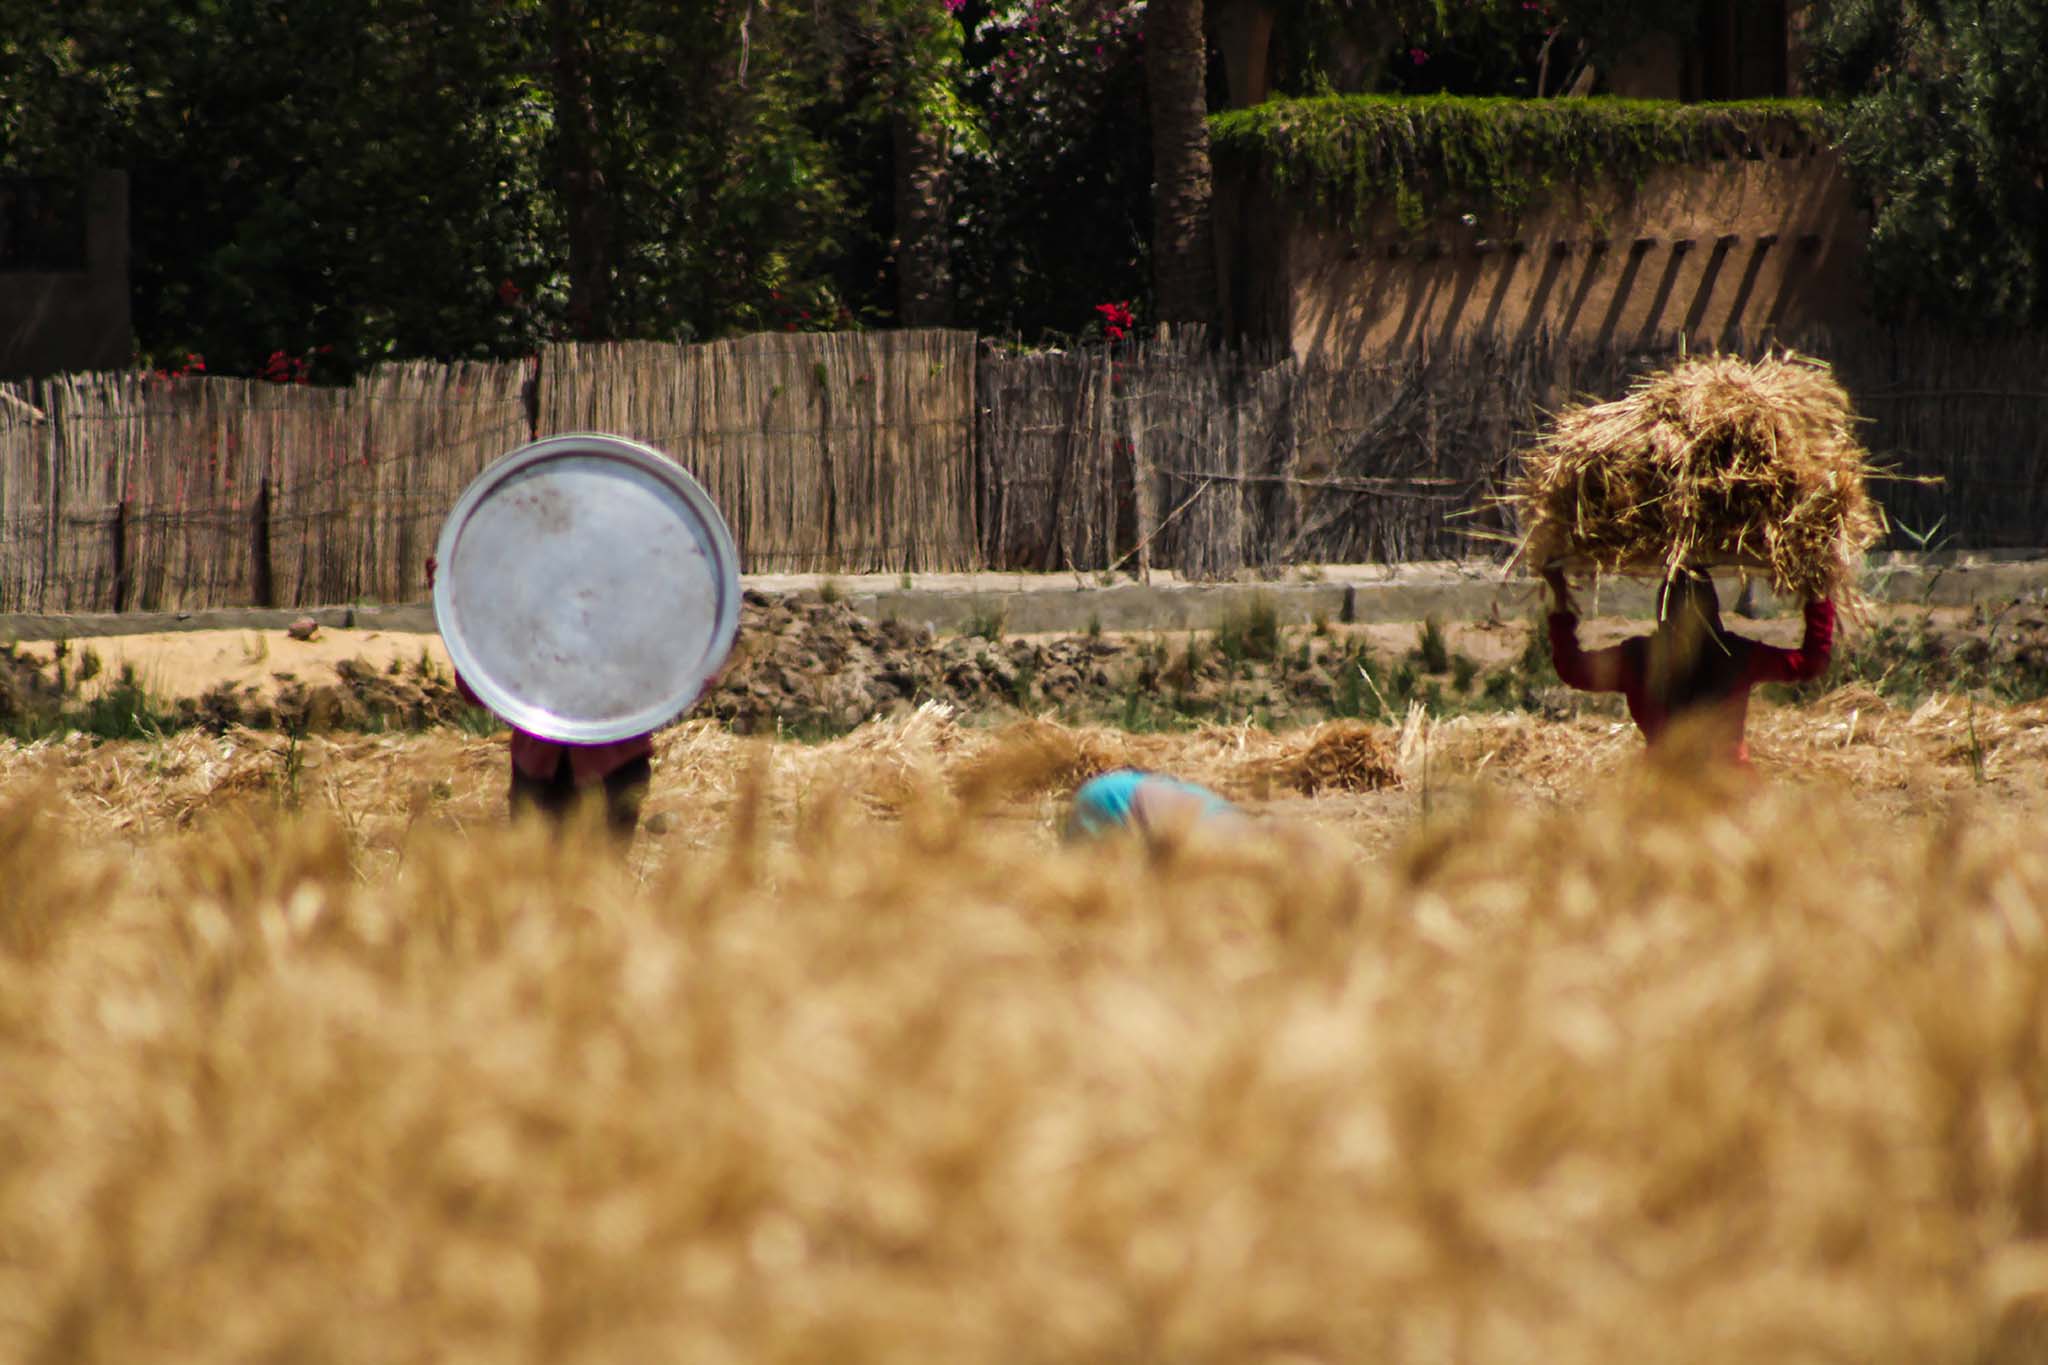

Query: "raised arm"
(1743, 598), (1836, 685)
(1538, 567), (1631, 691)
(1548, 611), (1632, 693)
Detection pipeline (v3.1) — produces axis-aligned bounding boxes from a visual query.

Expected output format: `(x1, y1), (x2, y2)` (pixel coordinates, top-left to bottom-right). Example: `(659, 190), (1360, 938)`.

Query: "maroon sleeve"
(454, 668), (482, 708)
(1549, 612), (1633, 693)
(1744, 599), (1836, 685)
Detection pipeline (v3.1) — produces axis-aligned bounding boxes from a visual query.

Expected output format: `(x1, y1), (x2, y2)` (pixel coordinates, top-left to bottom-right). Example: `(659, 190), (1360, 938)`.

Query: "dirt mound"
(0, 644), (65, 731)
(176, 657), (469, 734)
(701, 591), (1148, 734)
(699, 591), (1407, 735)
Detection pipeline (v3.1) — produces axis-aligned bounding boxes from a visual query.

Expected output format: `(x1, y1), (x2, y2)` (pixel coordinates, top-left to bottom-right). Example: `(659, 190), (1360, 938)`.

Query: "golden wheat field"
(7, 690), (2048, 1363)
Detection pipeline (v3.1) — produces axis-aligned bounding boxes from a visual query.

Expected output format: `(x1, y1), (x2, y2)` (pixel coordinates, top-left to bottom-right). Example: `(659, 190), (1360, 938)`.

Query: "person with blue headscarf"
(1064, 768), (1245, 843)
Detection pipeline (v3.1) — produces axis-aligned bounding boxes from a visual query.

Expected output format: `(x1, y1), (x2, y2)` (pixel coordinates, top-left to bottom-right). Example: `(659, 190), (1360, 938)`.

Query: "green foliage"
(2, 0), (558, 375)
(1807, 0), (2048, 331)
(0, 0), (967, 371)
(1413, 616), (1451, 673)
(1332, 660), (1386, 721)
(70, 665), (177, 742)
(1210, 96), (1838, 231)
(453, 705), (505, 739)
(1216, 595), (1283, 663)
(1268, 0), (1708, 102)
(965, 604), (1007, 642)
(953, 0), (1151, 338)
(1520, 614), (1558, 682)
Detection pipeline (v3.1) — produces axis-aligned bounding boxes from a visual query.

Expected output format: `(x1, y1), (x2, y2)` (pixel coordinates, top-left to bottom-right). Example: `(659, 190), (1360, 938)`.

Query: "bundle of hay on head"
(1508, 353), (1886, 603)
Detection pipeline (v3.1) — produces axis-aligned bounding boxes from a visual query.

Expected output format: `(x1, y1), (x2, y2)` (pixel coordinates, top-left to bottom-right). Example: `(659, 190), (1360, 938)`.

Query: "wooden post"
(252, 474), (274, 608)
(41, 377), (59, 614)
(111, 497), (128, 612)
(818, 359), (838, 564)
(523, 352), (543, 441)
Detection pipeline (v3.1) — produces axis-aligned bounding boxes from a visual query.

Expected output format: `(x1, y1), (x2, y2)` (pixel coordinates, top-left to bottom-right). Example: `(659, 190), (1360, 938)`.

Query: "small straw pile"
(1509, 352), (1886, 600)
(1267, 721), (1403, 795)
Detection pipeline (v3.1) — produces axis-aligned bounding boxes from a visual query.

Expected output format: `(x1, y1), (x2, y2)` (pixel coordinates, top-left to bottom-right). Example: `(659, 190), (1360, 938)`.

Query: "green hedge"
(1209, 96), (1840, 233)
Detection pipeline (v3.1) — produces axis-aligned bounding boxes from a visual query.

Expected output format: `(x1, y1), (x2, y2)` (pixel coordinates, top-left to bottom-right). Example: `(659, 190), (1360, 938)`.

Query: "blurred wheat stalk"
(4, 721), (2048, 1363)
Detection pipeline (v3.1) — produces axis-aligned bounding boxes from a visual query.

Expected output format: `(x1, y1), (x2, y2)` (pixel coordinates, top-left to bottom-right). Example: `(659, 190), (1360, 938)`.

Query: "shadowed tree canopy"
(0, 0), (968, 373)
(1806, 0), (2048, 331)
(4, 0), (2035, 369)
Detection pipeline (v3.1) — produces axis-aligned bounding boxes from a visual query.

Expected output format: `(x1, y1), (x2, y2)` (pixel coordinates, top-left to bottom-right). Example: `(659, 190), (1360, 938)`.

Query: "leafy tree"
(559, 0), (857, 342)
(860, 0), (981, 326)
(1, 0), (982, 365)
(1806, 0), (2048, 331)
(1269, 0), (1710, 100)
(2, 0), (559, 375)
(952, 0), (1153, 339)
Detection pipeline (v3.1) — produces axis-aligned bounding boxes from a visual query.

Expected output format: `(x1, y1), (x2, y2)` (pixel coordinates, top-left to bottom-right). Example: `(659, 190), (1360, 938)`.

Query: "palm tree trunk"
(1147, 0), (1217, 327)
(893, 112), (954, 327)
(551, 0), (611, 340)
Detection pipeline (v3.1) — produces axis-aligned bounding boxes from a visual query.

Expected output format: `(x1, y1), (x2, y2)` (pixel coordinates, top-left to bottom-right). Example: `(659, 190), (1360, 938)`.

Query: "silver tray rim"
(432, 432), (741, 744)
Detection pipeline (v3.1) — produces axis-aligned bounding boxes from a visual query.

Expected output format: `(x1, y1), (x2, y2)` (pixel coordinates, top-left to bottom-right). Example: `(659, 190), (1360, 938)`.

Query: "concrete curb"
(4, 551), (2046, 642)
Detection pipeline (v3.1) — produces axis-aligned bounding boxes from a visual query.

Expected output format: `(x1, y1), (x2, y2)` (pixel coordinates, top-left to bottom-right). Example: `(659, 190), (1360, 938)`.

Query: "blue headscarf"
(1066, 769), (1238, 839)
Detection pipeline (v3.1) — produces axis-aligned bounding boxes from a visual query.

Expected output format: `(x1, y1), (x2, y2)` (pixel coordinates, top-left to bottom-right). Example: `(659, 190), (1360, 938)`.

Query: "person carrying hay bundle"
(1511, 352), (1874, 765)
(1541, 566), (1833, 765)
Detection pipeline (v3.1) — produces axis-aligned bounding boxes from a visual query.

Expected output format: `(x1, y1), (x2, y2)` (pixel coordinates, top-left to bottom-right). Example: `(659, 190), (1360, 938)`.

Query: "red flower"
(1094, 300), (1135, 342)
(497, 279), (522, 305)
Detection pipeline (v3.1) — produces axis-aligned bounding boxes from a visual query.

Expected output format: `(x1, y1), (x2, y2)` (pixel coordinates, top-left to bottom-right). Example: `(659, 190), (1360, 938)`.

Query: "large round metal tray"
(433, 433), (740, 744)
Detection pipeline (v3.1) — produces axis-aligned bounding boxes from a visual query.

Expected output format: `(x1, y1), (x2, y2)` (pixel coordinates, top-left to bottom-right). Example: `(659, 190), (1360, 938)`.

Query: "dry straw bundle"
(1262, 721), (1404, 795)
(1509, 352), (1887, 600)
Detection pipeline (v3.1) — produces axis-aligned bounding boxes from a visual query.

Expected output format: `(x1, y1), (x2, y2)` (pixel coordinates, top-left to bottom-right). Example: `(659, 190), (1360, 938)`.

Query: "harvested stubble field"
(8, 660), (2048, 1359)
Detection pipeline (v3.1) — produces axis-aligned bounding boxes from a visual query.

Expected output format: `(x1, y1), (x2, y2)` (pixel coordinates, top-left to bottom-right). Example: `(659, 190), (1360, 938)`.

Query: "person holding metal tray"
(430, 434), (742, 845)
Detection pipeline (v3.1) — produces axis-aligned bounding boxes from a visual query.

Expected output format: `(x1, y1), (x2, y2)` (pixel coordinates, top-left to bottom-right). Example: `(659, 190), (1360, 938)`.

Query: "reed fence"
(2, 325), (2045, 614)
(0, 362), (530, 613)
(541, 330), (978, 573)
(974, 327), (2048, 576)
